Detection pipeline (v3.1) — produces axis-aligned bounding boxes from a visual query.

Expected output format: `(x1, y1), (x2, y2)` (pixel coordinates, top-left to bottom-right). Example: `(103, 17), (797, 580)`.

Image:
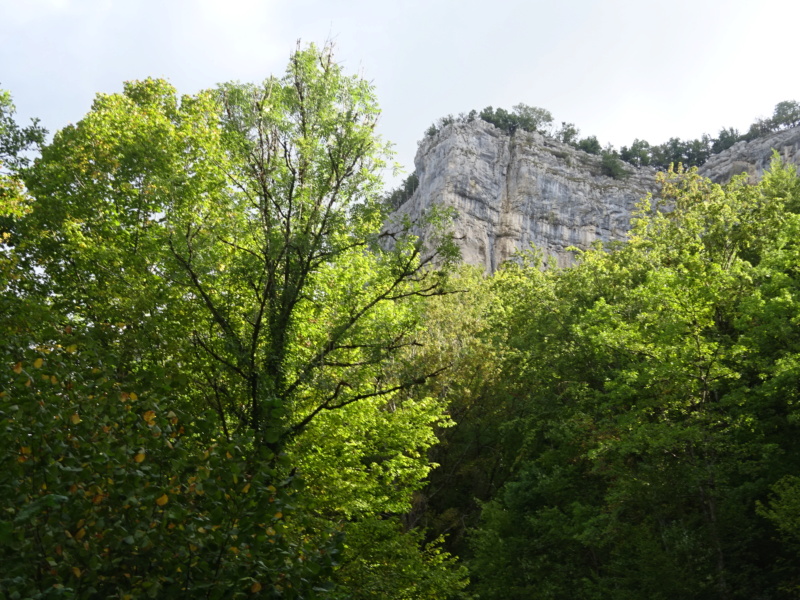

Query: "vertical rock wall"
(390, 120), (800, 272)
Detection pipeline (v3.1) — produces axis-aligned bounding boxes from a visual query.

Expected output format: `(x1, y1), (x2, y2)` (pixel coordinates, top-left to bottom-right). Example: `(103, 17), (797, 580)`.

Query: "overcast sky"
(3, 0), (799, 185)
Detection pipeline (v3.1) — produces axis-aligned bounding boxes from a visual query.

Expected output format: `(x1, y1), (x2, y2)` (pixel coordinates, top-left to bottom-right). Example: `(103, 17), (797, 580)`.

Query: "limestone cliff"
(390, 120), (800, 272)
(390, 120), (657, 271)
(698, 126), (800, 183)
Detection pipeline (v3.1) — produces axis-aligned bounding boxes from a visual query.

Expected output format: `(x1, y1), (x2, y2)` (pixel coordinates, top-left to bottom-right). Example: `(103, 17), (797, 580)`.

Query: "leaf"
(250, 582), (262, 593)
(156, 494), (169, 506)
(33, 358), (43, 368)
(0, 521), (13, 546)
(70, 413), (82, 425)
(134, 452), (146, 463)
(12, 362), (22, 374)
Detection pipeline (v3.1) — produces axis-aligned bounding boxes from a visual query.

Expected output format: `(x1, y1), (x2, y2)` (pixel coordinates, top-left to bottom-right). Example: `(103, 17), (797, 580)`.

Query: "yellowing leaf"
(12, 362), (22, 374)
(129, 392), (138, 401)
(66, 344), (77, 353)
(72, 566), (82, 578)
(242, 483), (251, 494)
(265, 527), (276, 536)
(50, 375), (58, 384)
(70, 413), (81, 425)
(156, 494), (169, 506)
(134, 452), (146, 463)
(20, 446), (31, 455)
(273, 512), (283, 520)
(143, 410), (156, 425)
(251, 582), (262, 593)
(33, 358), (43, 368)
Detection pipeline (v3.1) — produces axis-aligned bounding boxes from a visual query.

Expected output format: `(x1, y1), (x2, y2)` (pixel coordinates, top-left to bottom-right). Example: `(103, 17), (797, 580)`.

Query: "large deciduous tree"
(1, 45), (465, 598)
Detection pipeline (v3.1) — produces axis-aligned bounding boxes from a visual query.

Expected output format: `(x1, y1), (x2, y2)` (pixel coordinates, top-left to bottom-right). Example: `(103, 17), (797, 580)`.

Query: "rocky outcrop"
(390, 120), (656, 270)
(698, 126), (800, 183)
(391, 121), (800, 272)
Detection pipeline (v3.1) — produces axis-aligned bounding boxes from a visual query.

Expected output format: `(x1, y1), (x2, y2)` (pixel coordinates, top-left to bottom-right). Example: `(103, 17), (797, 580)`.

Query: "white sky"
(2, 0), (799, 186)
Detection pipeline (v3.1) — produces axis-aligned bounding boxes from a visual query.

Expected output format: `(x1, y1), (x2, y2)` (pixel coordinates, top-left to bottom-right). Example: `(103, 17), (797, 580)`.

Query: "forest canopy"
(4, 42), (800, 600)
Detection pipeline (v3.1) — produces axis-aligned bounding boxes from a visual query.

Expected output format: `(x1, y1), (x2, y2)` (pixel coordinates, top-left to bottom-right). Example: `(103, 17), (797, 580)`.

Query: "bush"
(600, 150), (629, 179)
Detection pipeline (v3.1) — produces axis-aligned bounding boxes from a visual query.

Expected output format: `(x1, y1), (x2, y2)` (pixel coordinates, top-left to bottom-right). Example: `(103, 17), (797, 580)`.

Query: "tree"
(600, 147), (629, 179)
(711, 127), (741, 154)
(744, 117), (773, 141)
(0, 87), (46, 170)
(772, 100), (800, 129)
(4, 44), (466, 597)
(511, 103), (554, 135)
(469, 161), (800, 599)
(385, 171), (419, 210)
(620, 138), (651, 167)
(555, 121), (580, 145)
(576, 135), (601, 155)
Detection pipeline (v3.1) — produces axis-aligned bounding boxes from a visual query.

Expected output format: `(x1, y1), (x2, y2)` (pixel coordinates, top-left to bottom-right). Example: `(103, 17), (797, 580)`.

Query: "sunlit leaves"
(470, 161), (800, 599)
(2, 42), (464, 599)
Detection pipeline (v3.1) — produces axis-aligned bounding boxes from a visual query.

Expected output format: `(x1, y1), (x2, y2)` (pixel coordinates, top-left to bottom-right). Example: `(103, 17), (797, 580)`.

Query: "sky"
(2, 0), (799, 186)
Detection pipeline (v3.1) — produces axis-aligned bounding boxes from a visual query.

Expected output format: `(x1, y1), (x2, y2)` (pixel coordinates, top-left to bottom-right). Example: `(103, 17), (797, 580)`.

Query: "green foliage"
(2, 44), (467, 598)
(576, 135), (601, 155)
(620, 138), (651, 167)
(0, 327), (335, 598)
(424, 104), (554, 139)
(510, 103), (554, 134)
(395, 266), (516, 558)
(0, 88), (47, 170)
(333, 518), (468, 600)
(772, 100), (800, 129)
(466, 160), (800, 599)
(478, 104), (553, 136)
(385, 171), (419, 211)
(600, 148), (629, 179)
(555, 121), (580, 145)
(711, 127), (741, 154)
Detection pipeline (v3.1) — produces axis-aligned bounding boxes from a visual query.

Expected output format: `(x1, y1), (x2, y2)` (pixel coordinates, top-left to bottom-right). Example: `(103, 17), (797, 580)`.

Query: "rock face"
(698, 126), (800, 183)
(391, 120), (657, 271)
(391, 121), (800, 272)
